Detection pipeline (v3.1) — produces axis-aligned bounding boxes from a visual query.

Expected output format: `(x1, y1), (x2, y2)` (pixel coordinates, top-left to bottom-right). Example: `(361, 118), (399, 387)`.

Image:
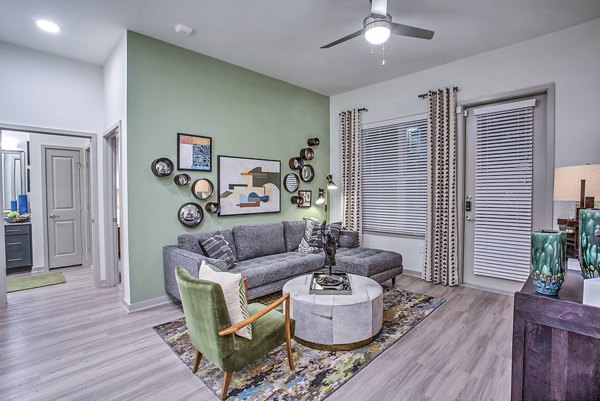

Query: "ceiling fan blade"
(320, 29), (364, 49)
(390, 22), (435, 40)
(370, 0), (388, 17)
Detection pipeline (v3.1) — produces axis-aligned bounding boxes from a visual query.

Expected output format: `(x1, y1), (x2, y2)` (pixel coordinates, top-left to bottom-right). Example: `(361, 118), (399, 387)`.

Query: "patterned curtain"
(423, 88), (459, 286)
(340, 109), (362, 237)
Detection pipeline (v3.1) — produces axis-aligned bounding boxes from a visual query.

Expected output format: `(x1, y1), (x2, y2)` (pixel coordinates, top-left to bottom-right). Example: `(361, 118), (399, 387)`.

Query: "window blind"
(473, 100), (535, 281)
(361, 117), (428, 236)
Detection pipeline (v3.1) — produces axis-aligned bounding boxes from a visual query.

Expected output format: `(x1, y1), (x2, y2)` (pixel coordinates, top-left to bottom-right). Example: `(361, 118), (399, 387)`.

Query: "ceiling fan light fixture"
(363, 16), (391, 45)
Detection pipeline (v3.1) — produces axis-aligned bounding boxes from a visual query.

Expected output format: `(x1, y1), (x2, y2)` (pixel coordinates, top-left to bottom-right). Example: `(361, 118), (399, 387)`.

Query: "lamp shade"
(554, 164), (600, 201)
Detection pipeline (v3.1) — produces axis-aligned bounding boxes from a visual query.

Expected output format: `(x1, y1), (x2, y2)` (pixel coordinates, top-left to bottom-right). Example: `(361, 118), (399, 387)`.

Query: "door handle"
(49, 214), (59, 219)
(466, 216), (475, 222)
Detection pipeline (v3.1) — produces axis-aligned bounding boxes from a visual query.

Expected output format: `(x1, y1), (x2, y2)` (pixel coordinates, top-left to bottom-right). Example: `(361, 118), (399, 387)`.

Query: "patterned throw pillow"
(298, 217), (324, 253)
(199, 261), (252, 340)
(328, 222), (343, 243)
(200, 232), (236, 269)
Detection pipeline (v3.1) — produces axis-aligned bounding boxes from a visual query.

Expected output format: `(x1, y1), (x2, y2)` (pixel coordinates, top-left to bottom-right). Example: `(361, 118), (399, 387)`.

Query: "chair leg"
(391, 276), (396, 287)
(192, 350), (202, 373)
(284, 298), (294, 370)
(221, 371), (233, 400)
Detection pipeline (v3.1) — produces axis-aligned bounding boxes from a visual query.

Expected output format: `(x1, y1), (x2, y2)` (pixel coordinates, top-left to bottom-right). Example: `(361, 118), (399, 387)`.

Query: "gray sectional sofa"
(163, 220), (403, 300)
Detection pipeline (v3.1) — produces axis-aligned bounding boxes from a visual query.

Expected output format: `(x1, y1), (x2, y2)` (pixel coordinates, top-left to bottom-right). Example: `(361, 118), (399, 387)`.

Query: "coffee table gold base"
(294, 333), (379, 351)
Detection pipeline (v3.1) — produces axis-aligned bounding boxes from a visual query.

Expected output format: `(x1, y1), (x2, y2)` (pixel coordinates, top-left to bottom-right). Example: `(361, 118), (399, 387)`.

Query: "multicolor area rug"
(154, 288), (445, 400)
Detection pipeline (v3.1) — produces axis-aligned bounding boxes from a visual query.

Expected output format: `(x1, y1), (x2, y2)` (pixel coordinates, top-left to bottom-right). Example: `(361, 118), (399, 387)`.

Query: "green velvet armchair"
(175, 267), (295, 399)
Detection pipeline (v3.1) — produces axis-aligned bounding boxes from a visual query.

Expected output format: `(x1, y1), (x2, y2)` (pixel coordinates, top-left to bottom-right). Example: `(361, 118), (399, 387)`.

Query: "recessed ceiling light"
(174, 24), (193, 36)
(36, 20), (60, 33)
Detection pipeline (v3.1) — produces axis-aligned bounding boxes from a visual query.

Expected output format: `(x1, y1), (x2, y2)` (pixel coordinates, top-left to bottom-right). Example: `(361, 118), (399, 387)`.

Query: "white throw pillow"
(198, 261), (252, 340)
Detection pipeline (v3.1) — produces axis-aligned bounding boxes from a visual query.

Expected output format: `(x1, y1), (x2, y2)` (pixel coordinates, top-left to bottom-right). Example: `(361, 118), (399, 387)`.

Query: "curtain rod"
(418, 87), (459, 99)
(338, 108), (368, 115)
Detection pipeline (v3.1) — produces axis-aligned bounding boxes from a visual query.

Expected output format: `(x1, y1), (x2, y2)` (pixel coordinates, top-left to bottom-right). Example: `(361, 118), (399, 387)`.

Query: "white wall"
(330, 19), (600, 277)
(0, 41), (108, 301)
(103, 33), (129, 302)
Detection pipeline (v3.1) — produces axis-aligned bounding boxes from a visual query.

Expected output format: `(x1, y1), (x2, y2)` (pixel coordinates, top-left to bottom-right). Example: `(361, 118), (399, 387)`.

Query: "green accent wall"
(126, 32), (330, 304)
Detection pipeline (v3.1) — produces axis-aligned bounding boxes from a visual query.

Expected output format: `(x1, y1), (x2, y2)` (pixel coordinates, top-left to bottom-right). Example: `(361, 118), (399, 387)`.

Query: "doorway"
(461, 86), (555, 292)
(103, 124), (122, 287)
(0, 124), (101, 306)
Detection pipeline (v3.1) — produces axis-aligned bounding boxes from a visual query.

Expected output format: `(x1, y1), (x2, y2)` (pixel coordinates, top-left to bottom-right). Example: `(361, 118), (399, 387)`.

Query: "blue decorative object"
(530, 230), (567, 295)
(10, 200), (17, 211)
(18, 194), (28, 214)
(579, 208), (600, 278)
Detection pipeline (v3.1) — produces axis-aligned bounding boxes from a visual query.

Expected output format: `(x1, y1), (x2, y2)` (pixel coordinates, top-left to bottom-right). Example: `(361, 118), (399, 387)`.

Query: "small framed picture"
(177, 133), (212, 171)
(298, 190), (312, 208)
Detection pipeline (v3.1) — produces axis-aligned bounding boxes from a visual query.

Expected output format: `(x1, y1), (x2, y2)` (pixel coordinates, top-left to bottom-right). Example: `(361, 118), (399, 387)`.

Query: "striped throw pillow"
(298, 217), (324, 253)
(200, 261), (252, 340)
(200, 233), (236, 269)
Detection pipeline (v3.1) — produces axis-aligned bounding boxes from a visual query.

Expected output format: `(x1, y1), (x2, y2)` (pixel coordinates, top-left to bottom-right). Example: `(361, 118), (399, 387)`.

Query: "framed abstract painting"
(177, 133), (212, 171)
(218, 155), (281, 216)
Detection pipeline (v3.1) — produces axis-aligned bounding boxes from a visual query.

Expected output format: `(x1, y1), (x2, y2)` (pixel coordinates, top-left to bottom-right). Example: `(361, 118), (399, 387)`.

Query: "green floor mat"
(7, 272), (66, 293)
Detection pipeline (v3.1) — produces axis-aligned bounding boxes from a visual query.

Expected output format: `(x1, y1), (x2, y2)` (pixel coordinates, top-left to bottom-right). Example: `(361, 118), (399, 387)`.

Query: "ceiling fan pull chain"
(382, 44), (386, 66)
(370, 47), (374, 55)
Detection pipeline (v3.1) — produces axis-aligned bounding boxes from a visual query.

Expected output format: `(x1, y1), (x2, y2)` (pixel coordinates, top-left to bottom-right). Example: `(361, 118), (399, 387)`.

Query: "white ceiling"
(1, 0), (600, 95)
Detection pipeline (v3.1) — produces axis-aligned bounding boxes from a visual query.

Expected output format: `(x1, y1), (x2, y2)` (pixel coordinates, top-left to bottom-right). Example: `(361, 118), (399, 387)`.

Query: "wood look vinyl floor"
(0, 266), (513, 401)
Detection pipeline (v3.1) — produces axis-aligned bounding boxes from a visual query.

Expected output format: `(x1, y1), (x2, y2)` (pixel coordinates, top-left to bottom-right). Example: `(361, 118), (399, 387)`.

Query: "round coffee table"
(282, 274), (383, 351)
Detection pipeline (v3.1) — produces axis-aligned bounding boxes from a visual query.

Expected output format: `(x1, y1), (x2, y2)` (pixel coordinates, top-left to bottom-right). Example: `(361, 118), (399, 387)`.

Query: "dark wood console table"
(512, 271), (600, 401)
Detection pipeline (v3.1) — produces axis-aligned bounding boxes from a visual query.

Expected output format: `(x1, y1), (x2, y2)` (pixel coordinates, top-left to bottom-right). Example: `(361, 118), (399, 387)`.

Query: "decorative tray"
(309, 271), (352, 295)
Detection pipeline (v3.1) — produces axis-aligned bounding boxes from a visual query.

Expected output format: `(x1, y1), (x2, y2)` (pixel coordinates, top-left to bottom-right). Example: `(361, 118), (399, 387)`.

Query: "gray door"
(46, 148), (83, 268)
(463, 93), (552, 291)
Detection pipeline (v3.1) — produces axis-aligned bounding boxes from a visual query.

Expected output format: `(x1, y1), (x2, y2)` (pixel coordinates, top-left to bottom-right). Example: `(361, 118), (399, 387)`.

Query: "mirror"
(2, 150), (26, 213)
(151, 157), (174, 177)
(178, 202), (204, 227)
(283, 173), (300, 193)
(300, 164), (315, 182)
(174, 173), (190, 186)
(192, 178), (214, 200)
(205, 202), (220, 214)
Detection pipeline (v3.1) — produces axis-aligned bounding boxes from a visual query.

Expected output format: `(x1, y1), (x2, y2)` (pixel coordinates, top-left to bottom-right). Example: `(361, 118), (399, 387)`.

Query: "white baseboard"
(122, 295), (172, 313)
(402, 268), (422, 278)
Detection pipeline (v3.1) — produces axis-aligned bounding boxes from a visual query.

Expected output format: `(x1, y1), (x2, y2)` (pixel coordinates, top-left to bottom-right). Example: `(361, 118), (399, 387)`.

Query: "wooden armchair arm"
(218, 292), (290, 337)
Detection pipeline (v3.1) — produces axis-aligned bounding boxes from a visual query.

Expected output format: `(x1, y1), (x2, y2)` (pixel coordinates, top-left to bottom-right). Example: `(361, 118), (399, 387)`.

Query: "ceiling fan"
(320, 0), (435, 49)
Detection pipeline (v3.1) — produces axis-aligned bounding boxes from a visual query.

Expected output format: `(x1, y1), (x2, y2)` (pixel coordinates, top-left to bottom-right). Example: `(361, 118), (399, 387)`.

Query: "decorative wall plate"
(174, 173), (191, 186)
(192, 179), (214, 200)
(300, 164), (315, 182)
(178, 202), (204, 227)
(288, 157), (303, 170)
(300, 148), (314, 160)
(151, 158), (174, 177)
(283, 173), (300, 193)
(205, 202), (220, 214)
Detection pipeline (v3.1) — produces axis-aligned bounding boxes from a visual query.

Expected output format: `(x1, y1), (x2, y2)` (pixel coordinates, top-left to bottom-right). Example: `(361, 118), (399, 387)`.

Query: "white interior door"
(463, 93), (552, 291)
(46, 148), (83, 268)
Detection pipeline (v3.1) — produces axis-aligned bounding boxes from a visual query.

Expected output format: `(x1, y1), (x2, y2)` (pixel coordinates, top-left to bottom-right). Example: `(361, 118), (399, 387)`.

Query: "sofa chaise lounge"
(163, 221), (403, 300)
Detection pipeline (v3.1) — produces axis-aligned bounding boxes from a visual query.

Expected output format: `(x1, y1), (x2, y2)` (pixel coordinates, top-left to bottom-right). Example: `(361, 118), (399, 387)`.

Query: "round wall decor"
(151, 158), (174, 177)
(178, 202), (204, 227)
(205, 202), (220, 214)
(300, 164), (315, 182)
(191, 179), (214, 200)
(291, 195), (304, 205)
(300, 148), (314, 160)
(307, 138), (320, 147)
(174, 173), (191, 186)
(288, 157), (303, 170)
(283, 173), (300, 193)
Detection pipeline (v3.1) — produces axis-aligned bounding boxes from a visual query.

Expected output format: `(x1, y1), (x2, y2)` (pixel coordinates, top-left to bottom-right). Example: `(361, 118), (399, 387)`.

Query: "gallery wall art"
(218, 155), (281, 216)
(177, 133), (212, 171)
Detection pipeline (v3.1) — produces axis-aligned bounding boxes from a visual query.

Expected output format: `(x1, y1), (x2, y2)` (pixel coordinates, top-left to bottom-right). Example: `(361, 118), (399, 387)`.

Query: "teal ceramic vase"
(530, 230), (567, 295)
(579, 208), (600, 279)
